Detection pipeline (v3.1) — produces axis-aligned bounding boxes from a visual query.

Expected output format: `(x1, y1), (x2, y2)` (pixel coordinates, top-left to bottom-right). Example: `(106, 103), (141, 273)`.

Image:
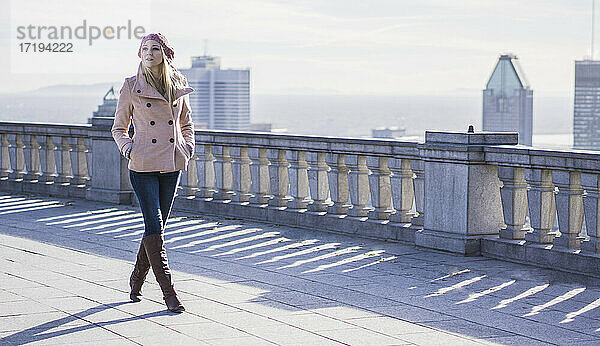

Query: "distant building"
(573, 60), (600, 149)
(371, 126), (406, 139)
(482, 54), (533, 146)
(179, 56), (250, 131)
(88, 87), (118, 123)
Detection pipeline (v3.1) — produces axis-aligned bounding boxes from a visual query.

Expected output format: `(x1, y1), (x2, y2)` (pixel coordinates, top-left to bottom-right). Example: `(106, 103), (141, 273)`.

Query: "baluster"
(411, 159), (425, 227)
(70, 137), (89, 185)
(55, 136), (73, 184)
(347, 154), (371, 217)
(268, 149), (291, 207)
(307, 152), (330, 212)
(525, 169), (557, 244)
(213, 145), (234, 200)
(498, 166), (529, 240)
(367, 156), (393, 220)
(84, 137), (92, 186)
(288, 150), (311, 209)
(39, 135), (57, 183)
(581, 173), (600, 254)
(0, 133), (10, 179)
(180, 144), (198, 197)
(390, 158), (415, 223)
(553, 171), (585, 250)
(196, 144), (216, 198)
(249, 147), (271, 204)
(326, 153), (351, 215)
(8, 134), (26, 180)
(23, 135), (40, 182)
(231, 146), (252, 203)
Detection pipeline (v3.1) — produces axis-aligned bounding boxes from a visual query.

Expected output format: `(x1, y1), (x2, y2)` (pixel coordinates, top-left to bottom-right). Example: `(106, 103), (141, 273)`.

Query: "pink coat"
(111, 64), (195, 172)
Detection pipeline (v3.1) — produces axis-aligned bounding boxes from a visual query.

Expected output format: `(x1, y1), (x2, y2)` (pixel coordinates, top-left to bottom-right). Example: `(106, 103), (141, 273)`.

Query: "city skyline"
(0, 0), (595, 97)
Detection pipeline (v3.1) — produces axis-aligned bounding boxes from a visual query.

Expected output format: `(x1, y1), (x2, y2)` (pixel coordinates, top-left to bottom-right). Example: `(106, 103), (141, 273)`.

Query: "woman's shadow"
(0, 301), (178, 345)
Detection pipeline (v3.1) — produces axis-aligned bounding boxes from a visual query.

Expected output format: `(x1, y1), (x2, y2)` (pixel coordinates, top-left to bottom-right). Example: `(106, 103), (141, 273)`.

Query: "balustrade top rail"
(194, 129), (421, 158)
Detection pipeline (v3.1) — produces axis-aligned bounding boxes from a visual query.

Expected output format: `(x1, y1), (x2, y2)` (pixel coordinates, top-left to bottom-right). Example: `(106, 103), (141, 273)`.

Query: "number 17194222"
(18, 42), (73, 53)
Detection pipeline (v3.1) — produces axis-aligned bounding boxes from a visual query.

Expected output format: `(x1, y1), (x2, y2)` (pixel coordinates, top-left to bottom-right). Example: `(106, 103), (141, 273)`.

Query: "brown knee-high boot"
(143, 233), (185, 313)
(129, 241), (151, 302)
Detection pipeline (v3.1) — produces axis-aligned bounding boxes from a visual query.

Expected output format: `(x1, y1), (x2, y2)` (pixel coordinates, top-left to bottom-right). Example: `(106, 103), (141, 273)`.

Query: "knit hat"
(137, 33), (175, 62)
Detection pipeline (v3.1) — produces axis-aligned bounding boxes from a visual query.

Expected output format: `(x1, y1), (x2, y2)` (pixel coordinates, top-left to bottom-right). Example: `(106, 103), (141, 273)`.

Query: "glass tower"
(179, 56), (250, 131)
(482, 54), (533, 146)
(573, 60), (600, 149)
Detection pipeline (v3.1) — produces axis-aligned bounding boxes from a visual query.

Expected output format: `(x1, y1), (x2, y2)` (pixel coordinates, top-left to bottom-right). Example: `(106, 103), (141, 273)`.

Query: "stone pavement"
(0, 193), (599, 345)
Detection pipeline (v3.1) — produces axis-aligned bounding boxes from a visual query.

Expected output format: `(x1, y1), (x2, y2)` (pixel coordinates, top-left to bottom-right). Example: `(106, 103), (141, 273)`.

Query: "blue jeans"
(129, 170), (181, 236)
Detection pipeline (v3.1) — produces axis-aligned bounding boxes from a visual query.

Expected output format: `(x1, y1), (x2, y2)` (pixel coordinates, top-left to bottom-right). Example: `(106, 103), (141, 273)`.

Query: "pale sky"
(0, 0), (595, 96)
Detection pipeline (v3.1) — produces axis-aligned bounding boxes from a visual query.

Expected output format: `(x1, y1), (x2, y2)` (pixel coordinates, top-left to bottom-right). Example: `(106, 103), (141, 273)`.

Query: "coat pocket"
(130, 139), (141, 161)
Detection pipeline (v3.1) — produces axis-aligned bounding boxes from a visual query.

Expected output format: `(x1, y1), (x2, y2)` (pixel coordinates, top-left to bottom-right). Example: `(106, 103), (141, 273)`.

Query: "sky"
(0, 0), (595, 96)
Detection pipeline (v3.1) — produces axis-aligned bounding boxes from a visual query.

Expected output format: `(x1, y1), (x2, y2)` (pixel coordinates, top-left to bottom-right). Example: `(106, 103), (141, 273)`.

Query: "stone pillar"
(367, 156), (393, 220)
(213, 145), (235, 201)
(327, 153), (351, 215)
(390, 158), (415, 223)
(70, 137), (89, 186)
(8, 134), (26, 181)
(347, 154), (371, 217)
(267, 149), (291, 207)
(525, 169), (558, 244)
(231, 146), (252, 203)
(196, 144), (216, 198)
(85, 116), (133, 204)
(552, 171), (585, 250)
(249, 147), (271, 204)
(288, 150), (311, 209)
(581, 173), (600, 254)
(0, 134), (11, 179)
(415, 131), (517, 255)
(498, 166), (529, 240)
(39, 135), (57, 183)
(23, 134), (42, 182)
(307, 152), (330, 212)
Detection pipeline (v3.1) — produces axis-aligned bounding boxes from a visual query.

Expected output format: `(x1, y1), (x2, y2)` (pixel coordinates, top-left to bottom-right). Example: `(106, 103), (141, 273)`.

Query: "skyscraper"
(482, 54), (533, 146)
(179, 56), (250, 130)
(573, 60), (600, 149)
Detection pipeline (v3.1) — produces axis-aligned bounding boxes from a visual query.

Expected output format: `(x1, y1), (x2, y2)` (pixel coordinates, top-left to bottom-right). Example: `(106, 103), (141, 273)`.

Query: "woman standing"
(111, 32), (194, 313)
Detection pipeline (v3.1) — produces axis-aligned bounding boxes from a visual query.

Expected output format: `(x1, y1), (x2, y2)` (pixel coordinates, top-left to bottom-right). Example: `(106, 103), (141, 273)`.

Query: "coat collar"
(131, 62), (194, 102)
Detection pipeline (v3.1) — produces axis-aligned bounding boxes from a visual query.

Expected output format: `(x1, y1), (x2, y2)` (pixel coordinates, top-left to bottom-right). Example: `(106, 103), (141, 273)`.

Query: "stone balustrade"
(0, 121), (91, 198)
(0, 118), (598, 277)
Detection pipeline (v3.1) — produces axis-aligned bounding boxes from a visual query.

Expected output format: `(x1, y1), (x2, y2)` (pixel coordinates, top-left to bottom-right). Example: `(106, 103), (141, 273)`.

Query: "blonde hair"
(141, 47), (188, 104)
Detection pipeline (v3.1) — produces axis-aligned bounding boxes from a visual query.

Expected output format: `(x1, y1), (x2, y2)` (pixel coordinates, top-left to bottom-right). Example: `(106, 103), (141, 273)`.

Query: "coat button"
(150, 121), (155, 126)
(170, 138), (174, 143)
(152, 139), (157, 144)
(137, 90), (141, 93)
(146, 103), (151, 107)
(168, 120), (173, 125)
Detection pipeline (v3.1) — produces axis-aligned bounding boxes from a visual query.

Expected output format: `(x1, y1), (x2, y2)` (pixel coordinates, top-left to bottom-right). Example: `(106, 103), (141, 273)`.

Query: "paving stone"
(170, 322), (254, 340)
(271, 312), (355, 331)
(367, 303), (454, 322)
(395, 331), (490, 345)
(344, 316), (433, 335)
(0, 311), (87, 332)
(0, 300), (58, 317)
(420, 319), (515, 339)
(316, 328), (410, 345)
